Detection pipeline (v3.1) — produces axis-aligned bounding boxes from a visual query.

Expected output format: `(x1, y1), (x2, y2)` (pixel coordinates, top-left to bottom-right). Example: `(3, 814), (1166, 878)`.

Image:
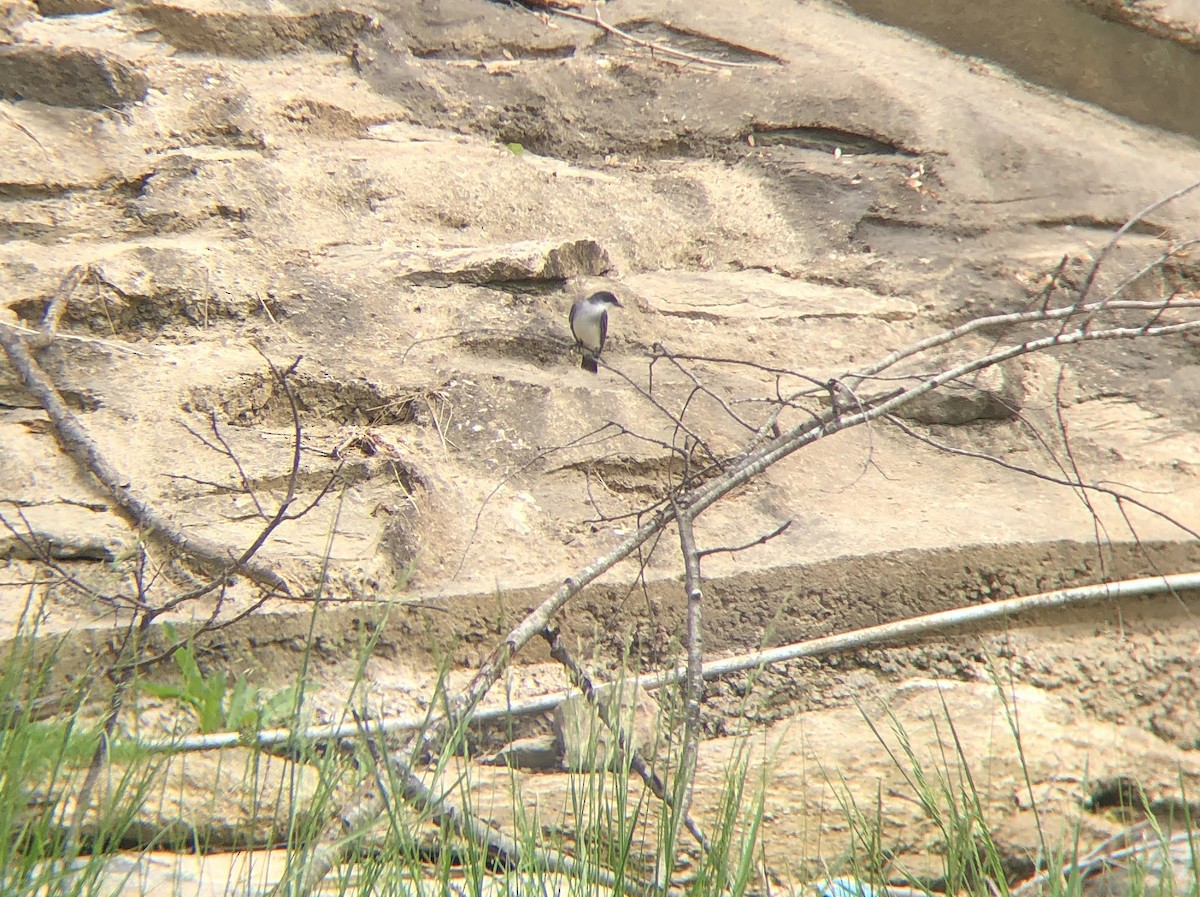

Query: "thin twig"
(716, 315), (1200, 517)
(1052, 368), (1114, 579)
(841, 297), (1200, 393)
(1, 108), (50, 156)
(696, 520), (792, 559)
(543, 4), (766, 69)
(35, 265), (88, 348)
(883, 416), (1200, 541)
(605, 360), (720, 467)
(1013, 823), (1196, 897)
(651, 347), (761, 434)
(542, 625), (712, 854)
(1075, 178), (1200, 305)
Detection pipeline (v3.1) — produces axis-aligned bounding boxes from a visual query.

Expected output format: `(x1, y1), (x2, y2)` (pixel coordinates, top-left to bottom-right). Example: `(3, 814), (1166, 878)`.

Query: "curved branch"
(0, 323), (292, 595)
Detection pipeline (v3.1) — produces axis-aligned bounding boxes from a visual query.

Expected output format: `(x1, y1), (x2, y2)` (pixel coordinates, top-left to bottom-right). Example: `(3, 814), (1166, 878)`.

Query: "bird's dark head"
(589, 290), (622, 308)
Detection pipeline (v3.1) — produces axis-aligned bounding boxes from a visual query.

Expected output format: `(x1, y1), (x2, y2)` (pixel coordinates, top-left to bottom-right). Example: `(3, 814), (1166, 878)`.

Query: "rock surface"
(1, 0), (1200, 888)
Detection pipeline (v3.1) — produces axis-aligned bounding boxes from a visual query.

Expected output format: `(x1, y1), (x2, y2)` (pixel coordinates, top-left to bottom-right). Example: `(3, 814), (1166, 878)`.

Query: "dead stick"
(546, 5), (763, 69)
(0, 323), (291, 594)
(662, 499), (704, 888)
(543, 625), (712, 855)
(287, 747), (644, 897)
(33, 264), (87, 349)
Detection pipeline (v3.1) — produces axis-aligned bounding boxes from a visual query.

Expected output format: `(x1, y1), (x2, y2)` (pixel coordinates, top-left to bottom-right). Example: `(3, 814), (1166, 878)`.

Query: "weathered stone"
(130, 4), (377, 57)
(895, 359), (1024, 425)
(393, 239), (611, 286)
(553, 683), (662, 773)
(1, 0), (36, 31)
(483, 734), (562, 770)
(33, 0), (113, 16)
(0, 502), (125, 560)
(627, 270), (919, 322)
(0, 45), (147, 108)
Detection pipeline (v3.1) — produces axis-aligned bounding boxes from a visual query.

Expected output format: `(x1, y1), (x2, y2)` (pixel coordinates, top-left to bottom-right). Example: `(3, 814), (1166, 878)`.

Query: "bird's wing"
(598, 309), (608, 352)
(568, 301), (582, 343)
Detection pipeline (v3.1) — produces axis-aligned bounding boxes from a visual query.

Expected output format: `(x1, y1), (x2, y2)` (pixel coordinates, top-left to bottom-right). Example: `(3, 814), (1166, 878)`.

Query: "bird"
(569, 290), (622, 373)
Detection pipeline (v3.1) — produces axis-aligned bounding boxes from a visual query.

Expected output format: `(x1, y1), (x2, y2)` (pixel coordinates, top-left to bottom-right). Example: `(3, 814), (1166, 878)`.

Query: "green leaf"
(139, 682), (190, 702)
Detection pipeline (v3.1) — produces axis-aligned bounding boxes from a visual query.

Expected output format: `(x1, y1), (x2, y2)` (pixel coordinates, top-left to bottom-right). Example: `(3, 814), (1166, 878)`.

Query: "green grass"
(0, 613), (1196, 897)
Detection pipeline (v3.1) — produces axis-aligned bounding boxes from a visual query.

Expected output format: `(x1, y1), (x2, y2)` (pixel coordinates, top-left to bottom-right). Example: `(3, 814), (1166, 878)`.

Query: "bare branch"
(883, 415), (1200, 541)
(542, 625), (712, 856)
(534, 4), (768, 69)
(650, 346), (762, 434)
(1075, 177), (1200, 303)
(663, 497), (704, 889)
(696, 520), (792, 559)
(0, 321), (161, 357)
(842, 297), (1200, 393)
(0, 322), (292, 594)
(604, 359), (721, 467)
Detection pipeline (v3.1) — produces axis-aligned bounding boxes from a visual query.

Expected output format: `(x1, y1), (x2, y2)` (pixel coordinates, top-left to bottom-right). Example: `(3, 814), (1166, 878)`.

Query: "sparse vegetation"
(140, 625), (300, 736)
(1, 2), (1199, 893)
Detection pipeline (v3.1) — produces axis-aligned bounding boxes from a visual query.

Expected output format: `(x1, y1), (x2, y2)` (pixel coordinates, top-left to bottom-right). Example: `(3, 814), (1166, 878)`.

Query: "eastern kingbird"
(569, 291), (622, 373)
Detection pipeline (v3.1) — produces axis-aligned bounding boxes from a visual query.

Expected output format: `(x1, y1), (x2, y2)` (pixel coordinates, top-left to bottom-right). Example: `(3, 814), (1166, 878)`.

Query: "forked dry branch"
(0, 283), (348, 856)
(515, 1), (772, 69)
(284, 184), (1200, 896)
(4, 179), (1197, 894)
(0, 323), (294, 597)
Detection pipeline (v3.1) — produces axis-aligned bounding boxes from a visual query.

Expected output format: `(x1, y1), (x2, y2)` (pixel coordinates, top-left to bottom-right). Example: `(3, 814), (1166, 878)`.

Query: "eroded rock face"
(0, 44), (147, 108)
(128, 4), (379, 57)
(1, 0), (1199, 883)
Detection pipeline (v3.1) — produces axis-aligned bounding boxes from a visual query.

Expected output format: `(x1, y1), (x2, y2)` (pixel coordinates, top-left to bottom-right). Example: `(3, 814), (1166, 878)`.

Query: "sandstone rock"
(895, 359), (1024, 425)
(33, 0), (113, 16)
(483, 733), (561, 770)
(130, 3), (377, 57)
(0, 501), (126, 560)
(1, 0), (36, 31)
(87, 245), (241, 332)
(628, 269), (919, 322)
(392, 239), (611, 286)
(0, 45), (147, 108)
(553, 683), (662, 773)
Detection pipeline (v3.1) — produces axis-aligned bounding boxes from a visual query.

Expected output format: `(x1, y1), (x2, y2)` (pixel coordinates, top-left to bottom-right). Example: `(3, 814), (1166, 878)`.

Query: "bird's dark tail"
(581, 355), (599, 374)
